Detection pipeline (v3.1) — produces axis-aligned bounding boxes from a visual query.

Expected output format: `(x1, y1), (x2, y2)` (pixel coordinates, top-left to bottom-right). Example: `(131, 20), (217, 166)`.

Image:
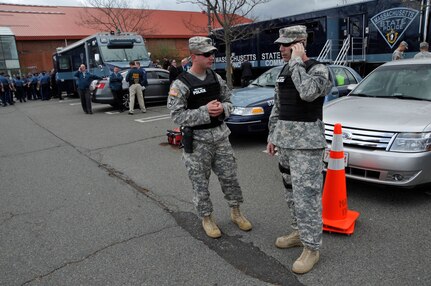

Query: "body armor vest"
(277, 59), (324, 122)
(178, 69), (222, 130)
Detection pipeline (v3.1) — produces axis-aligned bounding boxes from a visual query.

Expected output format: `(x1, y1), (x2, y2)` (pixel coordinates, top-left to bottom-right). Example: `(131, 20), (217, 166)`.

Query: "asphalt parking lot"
(1, 98), (430, 286)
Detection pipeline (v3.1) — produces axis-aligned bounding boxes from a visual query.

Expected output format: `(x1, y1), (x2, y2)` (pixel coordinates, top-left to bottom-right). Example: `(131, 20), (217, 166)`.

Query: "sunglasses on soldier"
(280, 40), (305, 47)
(194, 51), (215, 57)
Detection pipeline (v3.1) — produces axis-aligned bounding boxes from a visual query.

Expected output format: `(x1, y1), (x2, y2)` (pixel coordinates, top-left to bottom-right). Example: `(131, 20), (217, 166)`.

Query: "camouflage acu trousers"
(278, 148), (324, 251)
(182, 137), (243, 217)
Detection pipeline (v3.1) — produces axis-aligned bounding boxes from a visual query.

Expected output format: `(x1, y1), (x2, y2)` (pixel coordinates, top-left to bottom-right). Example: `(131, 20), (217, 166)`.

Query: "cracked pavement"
(0, 100), (280, 286)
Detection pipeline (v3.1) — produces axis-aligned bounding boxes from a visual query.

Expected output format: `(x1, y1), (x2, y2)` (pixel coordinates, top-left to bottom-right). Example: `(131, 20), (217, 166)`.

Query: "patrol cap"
(274, 25), (308, 44)
(400, 40), (408, 49)
(420, 41), (429, 49)
(189, 36), (217, 54)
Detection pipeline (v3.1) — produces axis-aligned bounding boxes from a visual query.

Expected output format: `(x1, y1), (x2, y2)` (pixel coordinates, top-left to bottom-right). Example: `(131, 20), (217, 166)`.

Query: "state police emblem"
(371, 7), (418, 49)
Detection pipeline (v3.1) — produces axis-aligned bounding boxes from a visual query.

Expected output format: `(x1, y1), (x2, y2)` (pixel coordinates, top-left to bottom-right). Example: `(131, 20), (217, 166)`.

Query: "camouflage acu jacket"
(268, 57), (333, 149)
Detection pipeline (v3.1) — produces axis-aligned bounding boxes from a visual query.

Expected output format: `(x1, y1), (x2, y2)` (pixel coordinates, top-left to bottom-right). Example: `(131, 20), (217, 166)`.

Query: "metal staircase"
(317, 35), (366, 66)
(334, 36), (351, 65)
(316, 40), (332, 63)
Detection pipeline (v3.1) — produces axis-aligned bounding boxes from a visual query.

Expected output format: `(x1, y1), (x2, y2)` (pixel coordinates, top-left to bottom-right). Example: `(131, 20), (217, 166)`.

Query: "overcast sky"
(2, 0), (366, 20)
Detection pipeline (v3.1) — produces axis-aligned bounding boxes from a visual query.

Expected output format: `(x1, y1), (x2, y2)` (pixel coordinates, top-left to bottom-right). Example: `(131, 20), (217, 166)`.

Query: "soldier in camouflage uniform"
(392, 41), (408, 61)
(266, 25), (332, 274)
(167, 36), (252, 239)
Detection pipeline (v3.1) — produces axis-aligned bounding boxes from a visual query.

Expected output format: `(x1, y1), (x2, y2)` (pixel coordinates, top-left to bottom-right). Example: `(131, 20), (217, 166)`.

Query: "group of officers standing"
(0, 70), (63, 107)
(73, 60), (149, 115)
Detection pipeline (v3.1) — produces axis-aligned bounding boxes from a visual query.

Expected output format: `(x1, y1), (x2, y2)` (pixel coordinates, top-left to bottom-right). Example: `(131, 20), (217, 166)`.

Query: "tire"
(122, 93), (130, 110)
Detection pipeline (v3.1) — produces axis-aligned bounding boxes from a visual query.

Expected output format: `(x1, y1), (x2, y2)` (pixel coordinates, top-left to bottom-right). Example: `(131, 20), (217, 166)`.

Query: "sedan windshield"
(351, 64), (431, 101)
(250, 66), (282, 87)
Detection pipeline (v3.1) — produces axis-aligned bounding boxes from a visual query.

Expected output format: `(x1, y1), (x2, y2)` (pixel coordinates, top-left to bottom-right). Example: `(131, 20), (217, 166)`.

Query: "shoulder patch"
(169, 88), (179, 97)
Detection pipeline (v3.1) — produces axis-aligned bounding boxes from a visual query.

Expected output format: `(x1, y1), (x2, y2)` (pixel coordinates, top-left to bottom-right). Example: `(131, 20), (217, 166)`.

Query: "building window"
(0, 35), (19, 60)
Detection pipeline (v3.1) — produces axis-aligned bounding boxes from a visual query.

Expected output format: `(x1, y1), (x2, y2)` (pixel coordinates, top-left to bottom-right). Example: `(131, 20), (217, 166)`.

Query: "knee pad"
(279, 163), (292, 189)
(278, 163), (290, 175)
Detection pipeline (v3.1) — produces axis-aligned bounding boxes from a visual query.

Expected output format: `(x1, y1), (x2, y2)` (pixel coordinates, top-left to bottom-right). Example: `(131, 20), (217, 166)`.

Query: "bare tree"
(178, 0), (270, 88)
(78, 0), (157, 35)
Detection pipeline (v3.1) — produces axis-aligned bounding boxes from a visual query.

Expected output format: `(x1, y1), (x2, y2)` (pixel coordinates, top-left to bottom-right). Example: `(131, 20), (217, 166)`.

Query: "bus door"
(346, 14), (365, 56)
(56, 55), (74, 95)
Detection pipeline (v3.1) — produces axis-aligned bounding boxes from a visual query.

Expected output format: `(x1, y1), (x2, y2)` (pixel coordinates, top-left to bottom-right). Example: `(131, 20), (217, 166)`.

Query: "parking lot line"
(134, 114), (171, 123)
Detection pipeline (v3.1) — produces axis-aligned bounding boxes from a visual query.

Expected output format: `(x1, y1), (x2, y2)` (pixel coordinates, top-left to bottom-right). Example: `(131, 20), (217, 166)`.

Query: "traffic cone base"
(323, 209), (359, 234)
(323, 220), (356, 235)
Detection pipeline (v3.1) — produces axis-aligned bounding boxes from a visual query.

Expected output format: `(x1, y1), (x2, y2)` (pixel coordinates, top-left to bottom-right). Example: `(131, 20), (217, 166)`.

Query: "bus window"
(89, 45), (99, 68)
(58, 57), (70, 70)
(72, 54), (83, 70)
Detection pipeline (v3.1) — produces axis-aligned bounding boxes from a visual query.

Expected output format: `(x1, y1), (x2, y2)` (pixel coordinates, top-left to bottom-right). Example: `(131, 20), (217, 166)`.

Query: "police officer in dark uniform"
(73, 64), (102, 114)
(0, 72), (12, 106)
(39, 72), (51, 100)
(14, 76), (26, 102)
(109, 66), (124, 111)
(30, 74), (38, 100)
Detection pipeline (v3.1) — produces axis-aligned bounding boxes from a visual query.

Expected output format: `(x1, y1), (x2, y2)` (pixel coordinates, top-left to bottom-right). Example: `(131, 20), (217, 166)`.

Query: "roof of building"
(0, 3), (251, 40)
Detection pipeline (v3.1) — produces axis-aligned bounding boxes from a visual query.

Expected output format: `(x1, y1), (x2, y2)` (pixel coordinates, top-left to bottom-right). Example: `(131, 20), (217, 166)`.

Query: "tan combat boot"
(202, 215), (222, 238)
(230, 206), (252, 231)
(275, 230), (302, 249)
(292, 247), (320, 274)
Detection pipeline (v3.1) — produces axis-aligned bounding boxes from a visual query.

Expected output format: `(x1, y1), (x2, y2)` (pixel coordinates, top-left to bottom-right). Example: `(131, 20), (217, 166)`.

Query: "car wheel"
(122, 93), (130, 110)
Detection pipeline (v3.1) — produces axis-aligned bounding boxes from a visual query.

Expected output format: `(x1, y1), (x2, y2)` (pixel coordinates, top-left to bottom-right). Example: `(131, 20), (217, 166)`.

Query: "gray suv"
(90, 68), (170, 109)
(323, 59), (431, 187)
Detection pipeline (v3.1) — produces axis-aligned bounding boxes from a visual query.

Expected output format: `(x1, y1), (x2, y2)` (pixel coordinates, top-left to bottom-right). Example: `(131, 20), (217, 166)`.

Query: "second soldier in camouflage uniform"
(266, 25), (332, 274)
(167, 36), (252, 239)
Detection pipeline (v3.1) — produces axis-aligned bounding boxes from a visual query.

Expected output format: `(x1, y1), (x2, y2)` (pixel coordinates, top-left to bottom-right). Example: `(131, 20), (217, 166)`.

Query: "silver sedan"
(324, 59), (431, 187)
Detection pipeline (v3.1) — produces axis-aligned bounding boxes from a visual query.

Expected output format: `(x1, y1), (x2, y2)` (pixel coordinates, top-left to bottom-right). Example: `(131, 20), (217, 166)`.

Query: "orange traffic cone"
(322, 123), (359, 235)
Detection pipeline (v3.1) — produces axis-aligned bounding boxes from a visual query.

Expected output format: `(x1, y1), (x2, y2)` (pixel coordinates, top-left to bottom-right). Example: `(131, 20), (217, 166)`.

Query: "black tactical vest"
(277, 59), (325, 122)
(178, 69), (222, 130)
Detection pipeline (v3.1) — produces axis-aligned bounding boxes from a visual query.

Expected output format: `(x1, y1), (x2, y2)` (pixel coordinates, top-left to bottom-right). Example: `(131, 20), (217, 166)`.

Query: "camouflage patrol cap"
(189, 36), (217, 54)
(420, 41), (429, 49)
(400, 40), (408, 49)
(274, 25), (308, 44)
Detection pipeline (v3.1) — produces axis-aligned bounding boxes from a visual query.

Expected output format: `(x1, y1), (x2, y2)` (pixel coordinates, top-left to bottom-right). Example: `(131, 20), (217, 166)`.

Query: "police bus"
(52, 32), (150, 95)
(212, 0), (431, 82)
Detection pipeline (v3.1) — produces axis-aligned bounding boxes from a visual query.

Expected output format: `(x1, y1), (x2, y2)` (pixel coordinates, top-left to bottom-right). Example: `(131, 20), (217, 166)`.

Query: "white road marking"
(134, 115), (171, 123)
(69, 103), (82, 106)
(105, 111), (120, 115)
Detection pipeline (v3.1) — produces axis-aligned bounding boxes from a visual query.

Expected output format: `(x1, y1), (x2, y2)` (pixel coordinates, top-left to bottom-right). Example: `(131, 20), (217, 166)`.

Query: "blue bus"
(212, 0), (431, 82)
(52, 32), (150, 96)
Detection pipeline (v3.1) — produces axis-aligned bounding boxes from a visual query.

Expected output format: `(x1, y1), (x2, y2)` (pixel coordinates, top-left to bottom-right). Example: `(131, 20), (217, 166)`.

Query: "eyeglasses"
(280, 40), (304, 47)
(195, 51), (215, 57)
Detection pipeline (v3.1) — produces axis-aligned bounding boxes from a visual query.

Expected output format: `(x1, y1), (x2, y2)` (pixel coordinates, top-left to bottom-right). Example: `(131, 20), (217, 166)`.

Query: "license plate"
(324, 149), (348, 167)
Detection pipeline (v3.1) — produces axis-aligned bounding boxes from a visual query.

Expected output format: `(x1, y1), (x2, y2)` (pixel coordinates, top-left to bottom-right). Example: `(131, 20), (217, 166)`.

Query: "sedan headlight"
(231, 107), (264, 116)
(389, 132), (431, 152)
